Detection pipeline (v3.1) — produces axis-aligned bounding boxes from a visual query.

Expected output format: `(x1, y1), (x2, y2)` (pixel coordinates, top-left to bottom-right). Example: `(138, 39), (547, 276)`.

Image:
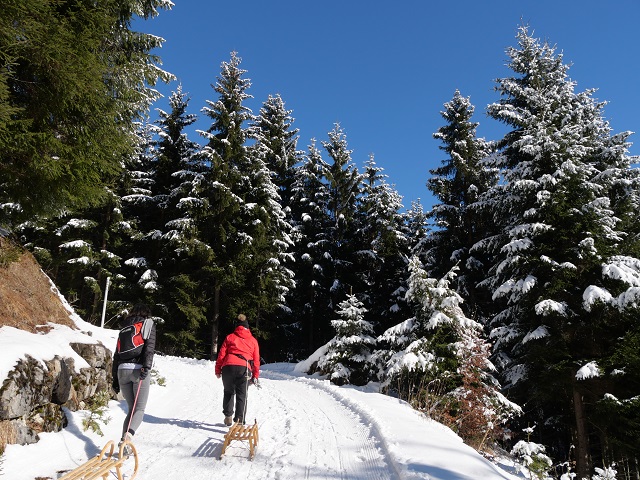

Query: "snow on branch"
(522, 326), (549, 343)
(576, 361), (600, 380)
(583, 285), (613, 311)
(603, 256), (640, 286)
(534, 299), (567, 316)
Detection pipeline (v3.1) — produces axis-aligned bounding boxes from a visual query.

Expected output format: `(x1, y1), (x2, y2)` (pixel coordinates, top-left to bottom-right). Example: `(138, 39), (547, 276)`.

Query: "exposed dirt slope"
(0, 237), (75, 333)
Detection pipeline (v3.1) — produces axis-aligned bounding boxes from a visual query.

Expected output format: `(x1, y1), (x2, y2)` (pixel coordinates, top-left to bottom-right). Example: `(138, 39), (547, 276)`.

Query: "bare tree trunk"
(572, 381), (591, 478)
(307, 286), (316, 353)
(210, 283), (220, 361)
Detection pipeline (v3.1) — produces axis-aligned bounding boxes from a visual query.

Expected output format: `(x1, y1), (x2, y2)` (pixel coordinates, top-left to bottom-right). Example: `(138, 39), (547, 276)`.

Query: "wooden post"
(100, 276), (110, 328)
(210, 283), (220, 361)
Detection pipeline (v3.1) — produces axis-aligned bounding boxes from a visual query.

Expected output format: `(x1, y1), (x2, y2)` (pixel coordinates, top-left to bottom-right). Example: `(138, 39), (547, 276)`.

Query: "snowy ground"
(1, 289), (524, 480)
(3, 351), (525, 480)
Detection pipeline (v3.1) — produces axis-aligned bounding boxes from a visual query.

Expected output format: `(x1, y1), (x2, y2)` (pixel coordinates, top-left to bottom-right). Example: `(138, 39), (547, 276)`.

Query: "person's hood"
(120, 314), (147, 327)
(233, 325), (252, 338)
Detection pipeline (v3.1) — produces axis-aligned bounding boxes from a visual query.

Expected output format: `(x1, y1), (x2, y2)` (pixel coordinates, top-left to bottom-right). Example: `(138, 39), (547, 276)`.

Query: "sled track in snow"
(130, 357), (403, 479)
(259, 369), (402, 480)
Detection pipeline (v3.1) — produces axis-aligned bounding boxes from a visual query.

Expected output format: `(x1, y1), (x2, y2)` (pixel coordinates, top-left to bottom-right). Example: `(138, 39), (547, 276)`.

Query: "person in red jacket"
(215, 313), (260, 425)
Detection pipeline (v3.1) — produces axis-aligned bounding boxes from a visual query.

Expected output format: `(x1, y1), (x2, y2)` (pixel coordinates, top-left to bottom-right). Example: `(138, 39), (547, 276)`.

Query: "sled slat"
(58, 440), (138, 480)
(220, 420), (259, 460)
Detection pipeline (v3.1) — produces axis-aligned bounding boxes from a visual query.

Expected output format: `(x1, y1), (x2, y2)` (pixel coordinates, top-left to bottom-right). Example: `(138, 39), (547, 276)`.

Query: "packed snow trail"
(134, 357), (395, 479)
(4, 354), (523, 480)
(252, 367), (393, 479)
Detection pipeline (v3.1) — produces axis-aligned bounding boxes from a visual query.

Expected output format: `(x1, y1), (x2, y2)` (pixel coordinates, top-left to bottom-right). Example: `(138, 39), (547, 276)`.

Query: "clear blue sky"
(135, 1), (639, 211)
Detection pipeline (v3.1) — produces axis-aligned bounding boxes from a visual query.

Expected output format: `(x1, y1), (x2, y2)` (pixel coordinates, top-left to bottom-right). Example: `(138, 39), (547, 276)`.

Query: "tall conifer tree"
(146, 87), (209, 356)
(479, 26), (640, 476)
(426, 90), (497, 320)
(249, 94), (299, 334)
(0, 0), (174, 223)
(289, 140), (332, 355)
(322, 124), (363, 317)
(196, 51), (254, 358)
(357, 156), (410, 333)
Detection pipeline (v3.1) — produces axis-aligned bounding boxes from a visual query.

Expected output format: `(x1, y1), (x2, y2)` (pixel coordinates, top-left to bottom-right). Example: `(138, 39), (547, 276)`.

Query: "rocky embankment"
(0, 237), (113, 447)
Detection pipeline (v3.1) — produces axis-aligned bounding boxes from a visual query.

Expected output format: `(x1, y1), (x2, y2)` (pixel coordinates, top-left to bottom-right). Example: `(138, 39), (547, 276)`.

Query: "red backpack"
(116, 317), (153, 360)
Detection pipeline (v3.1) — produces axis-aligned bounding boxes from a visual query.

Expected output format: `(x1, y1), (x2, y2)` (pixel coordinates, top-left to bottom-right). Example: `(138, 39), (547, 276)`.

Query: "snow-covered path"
(4, 355), (523, 480)
(252, 366), (393, 479)
(134, 358), (395, 479)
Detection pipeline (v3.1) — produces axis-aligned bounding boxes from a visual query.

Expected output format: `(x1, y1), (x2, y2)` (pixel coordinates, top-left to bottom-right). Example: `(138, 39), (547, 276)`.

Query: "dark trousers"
(221, 365), (250, 423)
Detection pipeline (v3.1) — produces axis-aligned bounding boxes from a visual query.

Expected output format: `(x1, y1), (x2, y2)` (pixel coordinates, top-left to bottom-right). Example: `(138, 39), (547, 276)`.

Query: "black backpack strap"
(232, 352), (254, 365)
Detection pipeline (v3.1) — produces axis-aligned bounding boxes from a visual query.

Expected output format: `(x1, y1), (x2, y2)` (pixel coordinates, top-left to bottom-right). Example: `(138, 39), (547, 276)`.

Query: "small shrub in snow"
(511, 439), (553, 480)
(591, 465), (617, 480)
(81, 390), (112, 437)
(317, 294), (376, 386)
(150, 368), (167, 386)
(374, 258), (521, 449)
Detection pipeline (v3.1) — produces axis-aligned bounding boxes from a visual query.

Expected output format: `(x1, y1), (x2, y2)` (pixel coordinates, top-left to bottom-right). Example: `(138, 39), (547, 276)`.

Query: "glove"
(251, 377), (261, 388)
(140, 368), (148, 380)
(113, 383), (120, 394)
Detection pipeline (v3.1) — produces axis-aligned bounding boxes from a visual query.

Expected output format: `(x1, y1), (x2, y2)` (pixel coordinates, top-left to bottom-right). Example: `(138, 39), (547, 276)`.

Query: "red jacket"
(215, 325), (260, 379)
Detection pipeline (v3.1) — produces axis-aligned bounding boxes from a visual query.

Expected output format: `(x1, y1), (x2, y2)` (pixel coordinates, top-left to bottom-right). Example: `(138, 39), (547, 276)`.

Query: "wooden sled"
(58, 439), (139, 480)
(220, 420), (259, 460)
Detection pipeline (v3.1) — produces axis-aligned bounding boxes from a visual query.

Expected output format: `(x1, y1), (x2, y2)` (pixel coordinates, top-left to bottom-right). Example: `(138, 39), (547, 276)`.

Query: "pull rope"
(242, 358), (251, 422)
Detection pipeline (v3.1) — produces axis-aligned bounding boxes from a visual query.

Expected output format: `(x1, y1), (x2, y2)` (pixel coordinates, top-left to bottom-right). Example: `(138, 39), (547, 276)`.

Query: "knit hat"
(236, 313), (249, 329)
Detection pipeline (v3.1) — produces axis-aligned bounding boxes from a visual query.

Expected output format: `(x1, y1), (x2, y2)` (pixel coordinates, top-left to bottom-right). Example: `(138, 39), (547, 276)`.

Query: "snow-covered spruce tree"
(119, 121), (160, 295)
(145, 87), (210, 357)
(373, 257), (520, 448)
(250, 94), (302, 216)
(392, 199), (430, 335)
(425, 90), (498, 322)
(288, 140), (333, 356)
(357, 155), (411, 334)
(510, 426), (553, 480)
(402, 199), (430, 264)
(197, 52), (292, 358)
(15, 123), (156, 323)
(237, 124), (294, 339)
(150, 86), (201, 230)
(477, 25), (640, 477)
(247, 94), (298, 343)
(321, 124), (364, 338)
(0, 0), (174, 224)
(285, 125), (364, 358)
(195, 51), (254, 359)
(317, 294), (376, 386)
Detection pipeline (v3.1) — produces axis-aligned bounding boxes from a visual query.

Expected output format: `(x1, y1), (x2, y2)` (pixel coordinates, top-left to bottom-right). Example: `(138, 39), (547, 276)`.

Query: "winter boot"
(118, 432), (133, 457)
(224, 416), (233, 426)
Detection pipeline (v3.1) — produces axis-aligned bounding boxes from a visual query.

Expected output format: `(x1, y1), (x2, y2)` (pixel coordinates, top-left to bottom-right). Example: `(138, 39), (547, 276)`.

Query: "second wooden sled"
(58, 439), (139, 480)
(220, 420), (259, 460)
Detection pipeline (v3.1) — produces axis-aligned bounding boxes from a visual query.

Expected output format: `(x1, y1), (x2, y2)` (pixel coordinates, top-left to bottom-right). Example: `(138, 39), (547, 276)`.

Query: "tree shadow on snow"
(59, 407), (107, 465)
(407, 461), (516, 480)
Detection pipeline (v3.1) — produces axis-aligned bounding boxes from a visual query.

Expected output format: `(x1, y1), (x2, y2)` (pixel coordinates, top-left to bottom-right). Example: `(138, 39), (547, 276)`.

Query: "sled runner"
(58, 439), (139, 480)
(220, 419), (259, 460)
